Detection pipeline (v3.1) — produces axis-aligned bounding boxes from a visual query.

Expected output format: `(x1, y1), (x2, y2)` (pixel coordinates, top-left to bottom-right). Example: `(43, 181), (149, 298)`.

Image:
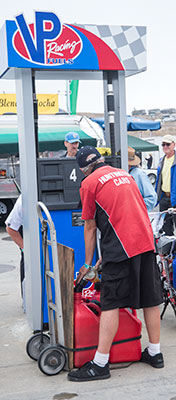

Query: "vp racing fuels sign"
(0, 11), (124, 72)
(13, 12), (82, 66)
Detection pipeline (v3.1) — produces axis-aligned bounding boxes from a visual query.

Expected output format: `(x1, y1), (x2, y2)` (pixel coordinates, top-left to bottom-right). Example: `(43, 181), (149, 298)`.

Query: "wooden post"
(56, 243), (74, 369)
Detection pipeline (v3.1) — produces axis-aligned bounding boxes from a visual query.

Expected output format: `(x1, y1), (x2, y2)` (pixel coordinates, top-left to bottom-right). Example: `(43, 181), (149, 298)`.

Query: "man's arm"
(139, 171), (158, 211)
(76, 219), (97, 283)
(6, 226), (23, 250)
(84, 219), (97, 266)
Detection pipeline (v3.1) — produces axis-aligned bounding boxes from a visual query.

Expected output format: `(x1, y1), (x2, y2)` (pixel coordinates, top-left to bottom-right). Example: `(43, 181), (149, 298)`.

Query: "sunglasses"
(162, 142), (171, 147)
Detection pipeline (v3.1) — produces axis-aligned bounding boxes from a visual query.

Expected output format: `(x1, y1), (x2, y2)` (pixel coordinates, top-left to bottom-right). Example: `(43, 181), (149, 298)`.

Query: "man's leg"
(20, 252), (26, 313)
(141, 306), (164, 368)
(20, 251), (25, 297)
(143, 306), (160, 343)
(93, 309), (119, 368)
(97, 308), (119, 353)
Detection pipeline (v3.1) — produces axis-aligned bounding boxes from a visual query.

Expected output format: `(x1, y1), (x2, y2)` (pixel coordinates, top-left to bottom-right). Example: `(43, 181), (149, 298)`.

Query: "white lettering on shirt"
(98, 170), (131, 185)
(113, 177), (130, 186)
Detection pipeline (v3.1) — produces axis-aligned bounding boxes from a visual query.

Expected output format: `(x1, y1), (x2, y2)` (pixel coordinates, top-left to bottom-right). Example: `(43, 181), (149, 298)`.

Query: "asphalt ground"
(0, 225), (176, 400)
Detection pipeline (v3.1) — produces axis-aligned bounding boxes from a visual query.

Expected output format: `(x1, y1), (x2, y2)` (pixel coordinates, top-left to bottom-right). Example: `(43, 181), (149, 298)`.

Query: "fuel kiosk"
(0, 11), (147, 329)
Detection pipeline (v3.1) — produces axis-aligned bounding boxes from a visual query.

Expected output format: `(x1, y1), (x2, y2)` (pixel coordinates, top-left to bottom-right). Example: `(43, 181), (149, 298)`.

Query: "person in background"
(5, 194), (25, 311)
(67, 146), (164, 383)
(128, 147), (157, 212)
(155, 134), (176, 236)
(145, 153), (153, 169)
(61, 132), (81, 157)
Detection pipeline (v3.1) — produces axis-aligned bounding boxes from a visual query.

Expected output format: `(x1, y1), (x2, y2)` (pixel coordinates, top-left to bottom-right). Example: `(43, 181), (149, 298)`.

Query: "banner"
(69, 80), (79, 115)
(37, 94), (58, 114)
(0, 94), (58, 114)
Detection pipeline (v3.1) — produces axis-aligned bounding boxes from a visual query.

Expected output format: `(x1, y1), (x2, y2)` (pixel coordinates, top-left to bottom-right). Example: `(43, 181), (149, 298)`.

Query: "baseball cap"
(65, 132), (81, 143)
(128, 147), (141, 166)
(76, 146), (101, 168)
(162, 134), (175, 144)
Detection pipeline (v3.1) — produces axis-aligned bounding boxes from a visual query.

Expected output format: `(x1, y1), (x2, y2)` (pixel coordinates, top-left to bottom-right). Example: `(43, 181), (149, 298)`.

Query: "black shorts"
(100, 251), (163, 311)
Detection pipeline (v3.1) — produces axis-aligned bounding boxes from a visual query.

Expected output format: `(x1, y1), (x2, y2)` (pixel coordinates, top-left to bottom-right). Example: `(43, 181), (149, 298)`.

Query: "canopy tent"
(0, 126), (96, 156)
(128, 135), (159, 152)
(0, 128), (158, 156)
(126, 116), (161, 131)
(98, 135), (159, 156)
(91, 116), (161, 131)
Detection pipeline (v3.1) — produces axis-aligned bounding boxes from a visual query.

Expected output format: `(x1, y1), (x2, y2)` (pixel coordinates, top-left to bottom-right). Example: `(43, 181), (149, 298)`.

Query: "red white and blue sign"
(0, 11), (124, 74)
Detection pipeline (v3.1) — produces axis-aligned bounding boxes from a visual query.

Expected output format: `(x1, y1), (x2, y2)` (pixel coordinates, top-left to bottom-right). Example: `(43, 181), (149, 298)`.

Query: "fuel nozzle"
(74, 277), (89, 293)
(84, 266), (99, 282)
(74, 263), (101, 292)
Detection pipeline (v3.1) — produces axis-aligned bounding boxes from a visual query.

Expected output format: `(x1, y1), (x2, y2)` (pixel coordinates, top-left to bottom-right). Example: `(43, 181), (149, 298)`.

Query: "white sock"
(148, 342), (160, 356)
(93, 351), (109, 367)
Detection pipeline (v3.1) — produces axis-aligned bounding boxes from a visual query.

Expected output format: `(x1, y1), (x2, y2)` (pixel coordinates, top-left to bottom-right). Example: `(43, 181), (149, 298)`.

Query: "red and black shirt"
(80, 164), (155, 262)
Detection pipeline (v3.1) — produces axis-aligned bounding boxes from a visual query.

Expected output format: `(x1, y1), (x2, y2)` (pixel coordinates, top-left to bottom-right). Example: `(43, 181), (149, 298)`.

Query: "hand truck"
(26, 201), (66, 375)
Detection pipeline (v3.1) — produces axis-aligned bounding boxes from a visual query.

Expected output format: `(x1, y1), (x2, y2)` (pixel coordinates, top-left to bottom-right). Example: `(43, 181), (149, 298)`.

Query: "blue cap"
(65, 132), (81, 143)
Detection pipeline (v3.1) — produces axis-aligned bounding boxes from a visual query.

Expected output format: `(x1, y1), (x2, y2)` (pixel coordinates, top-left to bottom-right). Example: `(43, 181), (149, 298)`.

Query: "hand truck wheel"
(26, 333), (50, 361)
(38, 345), (66, 376)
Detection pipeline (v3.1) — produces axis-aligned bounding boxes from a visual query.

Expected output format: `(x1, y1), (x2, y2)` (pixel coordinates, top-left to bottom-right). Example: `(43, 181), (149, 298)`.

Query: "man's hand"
(76, 265), (91, 284)
(94, 257), (102, 271)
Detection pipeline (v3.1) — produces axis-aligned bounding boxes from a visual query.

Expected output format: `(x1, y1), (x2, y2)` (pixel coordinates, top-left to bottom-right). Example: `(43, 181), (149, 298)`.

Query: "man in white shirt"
(5, 195), (25, 311)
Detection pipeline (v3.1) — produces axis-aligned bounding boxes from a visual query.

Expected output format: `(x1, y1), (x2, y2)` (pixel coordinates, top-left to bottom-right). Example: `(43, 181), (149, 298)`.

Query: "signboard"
(0, 93), (58, 114)
(0, 11), (146, 77)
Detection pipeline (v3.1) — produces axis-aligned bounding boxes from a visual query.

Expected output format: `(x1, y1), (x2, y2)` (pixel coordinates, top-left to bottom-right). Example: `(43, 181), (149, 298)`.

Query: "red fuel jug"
(74, 291), (101, 368)
(73, 280), (142, 368)
(109, 308), (142, 363)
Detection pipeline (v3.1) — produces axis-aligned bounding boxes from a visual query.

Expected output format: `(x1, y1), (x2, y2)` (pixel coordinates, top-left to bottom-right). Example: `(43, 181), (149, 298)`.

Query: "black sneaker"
(140, 347), (164, 368)
(67, 361), (110, 382)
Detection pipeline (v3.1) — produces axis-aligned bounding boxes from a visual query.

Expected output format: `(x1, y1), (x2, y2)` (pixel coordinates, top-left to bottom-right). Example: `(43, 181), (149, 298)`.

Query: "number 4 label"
(70, 168), (77, 182)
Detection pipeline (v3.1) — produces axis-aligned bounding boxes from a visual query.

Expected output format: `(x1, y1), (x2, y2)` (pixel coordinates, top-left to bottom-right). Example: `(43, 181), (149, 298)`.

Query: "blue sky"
(0, 0), (175, 114)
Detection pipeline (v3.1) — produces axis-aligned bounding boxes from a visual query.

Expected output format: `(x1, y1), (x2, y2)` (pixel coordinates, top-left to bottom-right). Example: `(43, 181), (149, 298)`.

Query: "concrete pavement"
(0, 225), (176, 400)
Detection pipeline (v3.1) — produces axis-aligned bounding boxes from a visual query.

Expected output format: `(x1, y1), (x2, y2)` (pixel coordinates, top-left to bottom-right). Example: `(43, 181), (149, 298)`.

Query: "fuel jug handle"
(131, 309), (137, 317)
(126, 308), (137, 317)
(85, 299), (101, 308)
(86, 301), (101, 316)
